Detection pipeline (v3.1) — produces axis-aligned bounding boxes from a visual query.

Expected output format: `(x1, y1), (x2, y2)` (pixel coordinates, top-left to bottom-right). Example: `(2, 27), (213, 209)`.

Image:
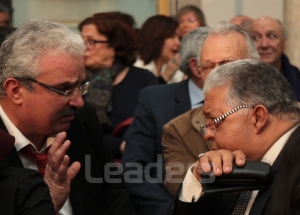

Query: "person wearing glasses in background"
(162, 21), (260, 196)
(176, 5), (207, 40)
(0, 19), (131, 215)
(79, 13), (157, 160)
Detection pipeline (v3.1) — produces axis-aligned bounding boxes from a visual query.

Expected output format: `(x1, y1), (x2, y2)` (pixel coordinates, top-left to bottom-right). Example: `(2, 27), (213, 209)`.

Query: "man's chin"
(56, 116), (74, 131)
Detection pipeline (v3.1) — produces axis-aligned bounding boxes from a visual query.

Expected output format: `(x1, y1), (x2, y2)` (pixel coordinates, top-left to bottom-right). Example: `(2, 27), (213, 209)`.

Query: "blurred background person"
(79, 13), (157, 160)
(0, 4), (10, 27)
(229, 14), (254, 31)
(249, 16), (300, 101)
(176, 5), (207, 40)
(134, 15), (184, 84)
(122, 26), (210, 215)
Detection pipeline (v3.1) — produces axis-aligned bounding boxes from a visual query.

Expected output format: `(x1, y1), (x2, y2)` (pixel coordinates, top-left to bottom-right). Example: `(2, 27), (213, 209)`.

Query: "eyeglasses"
(27, 78), (90, 99)
(179, 17), (196, 24)
(84, 39), (109, 50)
(200, 105), (252, 136)
(197, 59), (236, 75)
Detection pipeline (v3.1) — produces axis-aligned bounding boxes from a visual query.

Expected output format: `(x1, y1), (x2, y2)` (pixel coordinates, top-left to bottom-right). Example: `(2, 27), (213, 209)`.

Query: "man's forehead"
(250, 17), (283, 34)
(204, 87), (228, 110)
(201, 32), (248, 62)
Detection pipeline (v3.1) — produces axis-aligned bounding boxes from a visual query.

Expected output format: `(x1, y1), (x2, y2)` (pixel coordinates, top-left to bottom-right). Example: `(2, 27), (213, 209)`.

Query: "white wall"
(12, 0), (157, 32)
(202, 0), (283, 26)
(12, 0), (284, 32)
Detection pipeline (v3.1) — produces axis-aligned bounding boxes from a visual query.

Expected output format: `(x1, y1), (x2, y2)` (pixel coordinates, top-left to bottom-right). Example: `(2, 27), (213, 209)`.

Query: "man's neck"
(0, 103), (47, 151)
(190, 76), (204, 89)
(273, 59), (282, 71)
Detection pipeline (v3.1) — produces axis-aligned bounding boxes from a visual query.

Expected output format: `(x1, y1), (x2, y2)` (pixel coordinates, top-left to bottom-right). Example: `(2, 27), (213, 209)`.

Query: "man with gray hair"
(249, 16), (300, 101)
(121, 27), (210, 215)
(0, 19), (131, 215)
(162, 21), (260, 196)
(171, 59), (300, 214)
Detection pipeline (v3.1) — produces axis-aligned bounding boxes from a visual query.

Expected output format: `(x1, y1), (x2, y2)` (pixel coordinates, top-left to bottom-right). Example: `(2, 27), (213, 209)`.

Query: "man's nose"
(69, 93), (84, 109)
(258, 37), (269, 48)
(202, 128), (215, 141)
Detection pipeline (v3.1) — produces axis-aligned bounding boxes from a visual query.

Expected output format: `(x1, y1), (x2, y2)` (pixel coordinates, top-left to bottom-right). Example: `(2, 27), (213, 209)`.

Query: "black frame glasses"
(200, 105), (252, 135)
(27, 78), (90, 99)
(84, 39), (109, 50)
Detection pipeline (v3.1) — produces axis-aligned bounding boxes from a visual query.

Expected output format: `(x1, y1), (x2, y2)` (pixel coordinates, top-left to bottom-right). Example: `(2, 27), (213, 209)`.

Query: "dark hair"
(78, 13), (137, 66)
(177, 5), (206, 26)
(137, 15), (178, 64)
(93, 11), (136, 29)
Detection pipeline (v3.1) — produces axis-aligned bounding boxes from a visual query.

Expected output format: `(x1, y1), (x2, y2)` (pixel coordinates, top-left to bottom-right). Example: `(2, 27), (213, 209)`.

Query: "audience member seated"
(249, 16), (300, 101)
(162, 21), (260, 196)
(176, 5), (207, 40)
(134, 15), (184, 84)
(79, 13), (157, 159)
(0, 19), (131, 215)
(121, 26), (210, 215)
(94, 11), (137, 29)
(170, 59), (300, 215)
(229, 14), (253, 31)
(0, 4), (11, 27)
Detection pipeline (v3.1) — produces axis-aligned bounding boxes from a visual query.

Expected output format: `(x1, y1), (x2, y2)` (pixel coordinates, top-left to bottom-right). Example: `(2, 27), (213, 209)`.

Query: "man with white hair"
(162, 21), (260, 196)
(249, 16), (300, 101)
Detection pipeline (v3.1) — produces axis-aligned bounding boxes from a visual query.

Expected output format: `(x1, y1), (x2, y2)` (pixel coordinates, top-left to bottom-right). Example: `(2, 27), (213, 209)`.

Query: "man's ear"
(282, 37), (287, 50)
(3, 78), (24, 105)
(189, 58), (201, 78)
(251, 105), (269, 134)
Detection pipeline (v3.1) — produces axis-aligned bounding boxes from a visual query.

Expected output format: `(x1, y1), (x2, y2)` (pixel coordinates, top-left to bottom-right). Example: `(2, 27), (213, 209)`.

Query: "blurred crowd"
(0, 2), (300, 215)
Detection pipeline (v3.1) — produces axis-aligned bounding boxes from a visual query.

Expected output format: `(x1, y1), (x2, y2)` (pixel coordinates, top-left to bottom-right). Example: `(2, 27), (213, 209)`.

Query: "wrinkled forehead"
(200, 32), (248, 62)
(204, 86), (229, 110)
(250, 18), (284, 35)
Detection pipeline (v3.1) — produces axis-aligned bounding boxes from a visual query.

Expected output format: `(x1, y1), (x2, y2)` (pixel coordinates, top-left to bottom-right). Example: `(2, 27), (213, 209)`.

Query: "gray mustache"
(59, 108), (76, 118)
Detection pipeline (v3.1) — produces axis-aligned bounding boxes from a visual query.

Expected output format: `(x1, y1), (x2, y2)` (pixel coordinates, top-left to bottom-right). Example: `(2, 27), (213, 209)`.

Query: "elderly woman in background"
(176, 5), (207, 39)
(79, 13), (157, 159)
(134, 15), (184, 84)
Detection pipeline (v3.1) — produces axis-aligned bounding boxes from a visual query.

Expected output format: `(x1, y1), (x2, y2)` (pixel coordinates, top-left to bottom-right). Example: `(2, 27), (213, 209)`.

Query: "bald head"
(229, 15), (253, 31)
(249, 16), (286, 69)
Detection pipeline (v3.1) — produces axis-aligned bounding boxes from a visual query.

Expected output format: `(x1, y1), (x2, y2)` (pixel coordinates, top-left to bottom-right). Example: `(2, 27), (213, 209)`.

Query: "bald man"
(249, 16), (300, 101)
(229, 14), (253, 31)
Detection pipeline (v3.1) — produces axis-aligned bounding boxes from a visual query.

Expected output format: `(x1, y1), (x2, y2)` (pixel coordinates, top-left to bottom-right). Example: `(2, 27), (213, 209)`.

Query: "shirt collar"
(0, 105), (53, 153)
(261, 123), (300, 165)
(188, 79), (204, 109)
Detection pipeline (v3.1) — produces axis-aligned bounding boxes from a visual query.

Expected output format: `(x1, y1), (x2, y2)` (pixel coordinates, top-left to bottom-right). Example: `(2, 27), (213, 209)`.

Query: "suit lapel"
(249, 125), (300, 215)
(0, 117), (24, 168)
(174, 80), (191, 116)
(191, 107), (212, 150)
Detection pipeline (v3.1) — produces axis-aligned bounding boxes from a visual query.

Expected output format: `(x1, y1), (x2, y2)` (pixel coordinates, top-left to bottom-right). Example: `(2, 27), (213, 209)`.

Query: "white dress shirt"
(0, 105), (73, 215)
(180, 123), (300, 214)
(188, 79), (204, 109)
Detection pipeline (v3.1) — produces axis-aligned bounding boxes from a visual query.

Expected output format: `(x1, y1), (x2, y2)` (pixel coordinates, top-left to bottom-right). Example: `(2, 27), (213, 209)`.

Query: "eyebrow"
(51, 80), (82, 89)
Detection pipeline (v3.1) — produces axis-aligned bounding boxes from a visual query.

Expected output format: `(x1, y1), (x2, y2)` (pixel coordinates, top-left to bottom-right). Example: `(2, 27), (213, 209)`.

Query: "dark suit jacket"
(122, 80), (191, 215)
(171, 125), (300, 215)
(0, 164), (55, 215)
(2, 102), (132, 215)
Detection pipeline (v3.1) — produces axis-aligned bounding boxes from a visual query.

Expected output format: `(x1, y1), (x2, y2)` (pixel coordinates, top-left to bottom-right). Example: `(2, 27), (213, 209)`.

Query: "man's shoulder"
(164, 107), (203, 135)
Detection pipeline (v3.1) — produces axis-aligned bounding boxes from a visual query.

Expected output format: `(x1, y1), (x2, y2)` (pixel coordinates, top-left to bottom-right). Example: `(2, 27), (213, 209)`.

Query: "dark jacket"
(122, 80), (191, 215)
(171, 125), (300, 215)
(2, 102), (132, 215)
